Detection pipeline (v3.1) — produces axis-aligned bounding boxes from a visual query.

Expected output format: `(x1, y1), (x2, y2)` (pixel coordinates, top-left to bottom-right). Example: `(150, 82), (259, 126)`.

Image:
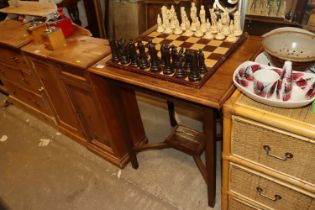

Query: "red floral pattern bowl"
(233, 61), (315, 108)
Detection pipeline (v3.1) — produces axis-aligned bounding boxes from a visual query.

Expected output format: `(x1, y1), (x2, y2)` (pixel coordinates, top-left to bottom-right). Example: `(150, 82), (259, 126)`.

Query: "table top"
(224, 90), (315, 140)
(89, 36), (262, 109)
(21, 28), (111, 69)
(0, 20), (32, 48)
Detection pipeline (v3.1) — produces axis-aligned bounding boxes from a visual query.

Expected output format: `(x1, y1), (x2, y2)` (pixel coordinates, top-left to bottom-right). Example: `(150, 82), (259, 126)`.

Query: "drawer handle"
(10, 56), (20, 63)
(263, 145), (293, 161)
(38, 86), (45, 92)
(256, 187), (282, 201)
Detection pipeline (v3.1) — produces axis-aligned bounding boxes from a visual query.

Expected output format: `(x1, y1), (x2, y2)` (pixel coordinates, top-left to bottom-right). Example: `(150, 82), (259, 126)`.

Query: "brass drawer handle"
(263, 145), (293, 161)
(256, 187), (282, 201)
(38, 86), (45, 92)
(10, 56), (20, 63)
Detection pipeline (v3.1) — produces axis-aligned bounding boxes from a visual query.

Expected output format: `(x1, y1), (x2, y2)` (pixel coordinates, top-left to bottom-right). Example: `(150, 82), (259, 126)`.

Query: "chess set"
(107, 3), (246, 88)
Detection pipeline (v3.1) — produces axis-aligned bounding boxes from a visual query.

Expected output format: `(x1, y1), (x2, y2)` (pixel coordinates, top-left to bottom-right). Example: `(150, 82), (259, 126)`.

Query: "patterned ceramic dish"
(233, 61), (315, 108)
(262, 30), (315, 71)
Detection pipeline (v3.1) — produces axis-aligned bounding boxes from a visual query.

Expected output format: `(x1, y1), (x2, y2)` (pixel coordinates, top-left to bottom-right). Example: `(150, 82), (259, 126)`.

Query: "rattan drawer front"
(229, 163), (315, 210)
(231, 116), (315, 185)
(229, 197), (262, 210)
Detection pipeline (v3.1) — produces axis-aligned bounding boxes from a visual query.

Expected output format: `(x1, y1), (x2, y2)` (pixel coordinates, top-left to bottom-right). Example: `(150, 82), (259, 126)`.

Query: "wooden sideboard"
(222, 90), (315, 210)
(0, 19), (147, 168)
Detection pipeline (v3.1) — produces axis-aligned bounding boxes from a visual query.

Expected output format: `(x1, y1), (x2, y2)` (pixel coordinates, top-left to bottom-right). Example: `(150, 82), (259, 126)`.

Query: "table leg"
(204, 107), (217, 207)
(167, 100), (177, 127)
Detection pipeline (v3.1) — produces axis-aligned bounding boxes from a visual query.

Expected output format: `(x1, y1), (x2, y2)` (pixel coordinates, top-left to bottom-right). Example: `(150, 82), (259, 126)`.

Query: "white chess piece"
(233, 11), (243, 36)
(206, 18), (211, 31)
(180, 7), (187, 30)
(200, 5), (207, 33)
(185, 19), (191, 31)
(215, 20), (225, 40)
(209, 8), (218, 34)
(195, 28), (204, 37)
(183, 20), (193, 36)
(229, 20), (234, 34)
(157, 14), (164, 33)
(174, 19), (182, 35)
(190, 2), (197, 31)
(204, 31), (214, 39)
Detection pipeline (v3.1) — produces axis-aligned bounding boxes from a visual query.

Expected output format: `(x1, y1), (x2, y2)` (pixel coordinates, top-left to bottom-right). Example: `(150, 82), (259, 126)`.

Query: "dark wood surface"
(90, 36), (262, 109)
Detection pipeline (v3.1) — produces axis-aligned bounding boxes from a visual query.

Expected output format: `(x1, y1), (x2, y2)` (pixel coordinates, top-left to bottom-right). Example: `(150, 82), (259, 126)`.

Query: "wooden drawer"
(231, 116), (315, 185)
(0, 64), (42, 93)
(60, 64), (89, 83)
(0, 47), (29, 70)
(229, 163), (315, 210)
(229, 196), (262, 210)
(4, 80), (52, 115)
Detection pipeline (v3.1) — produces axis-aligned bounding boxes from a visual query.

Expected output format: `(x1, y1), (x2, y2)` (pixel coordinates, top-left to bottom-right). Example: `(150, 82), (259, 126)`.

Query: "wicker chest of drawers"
(222, 90), (315, 210)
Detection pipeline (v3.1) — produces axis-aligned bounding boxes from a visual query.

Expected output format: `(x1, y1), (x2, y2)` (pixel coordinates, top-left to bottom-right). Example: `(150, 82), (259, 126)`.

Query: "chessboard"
(107, 31), (247, 88)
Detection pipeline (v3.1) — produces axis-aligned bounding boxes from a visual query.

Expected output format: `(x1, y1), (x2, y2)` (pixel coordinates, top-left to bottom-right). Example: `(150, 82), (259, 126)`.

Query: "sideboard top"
(0, 20), (32, 48)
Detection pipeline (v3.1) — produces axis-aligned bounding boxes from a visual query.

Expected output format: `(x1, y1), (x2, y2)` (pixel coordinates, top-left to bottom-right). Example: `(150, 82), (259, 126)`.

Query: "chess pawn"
(206, 19), (211, 31)
(183, 27), (193, 36)
(204, 31), (214, 39)
(181, 17), (187, 31)
(229, 20), (234, 35)
(226, 34), (237, 42)
(190, 19), (197, 32)
(234, 11), (243, 36)
(222, 25), (230, 36)
(174, 20), (183, 35)
(195, 28), (204, 37)
(215, 24), (225, 40)
(157, 14), (164, 33)
(185, 17), (190, 31)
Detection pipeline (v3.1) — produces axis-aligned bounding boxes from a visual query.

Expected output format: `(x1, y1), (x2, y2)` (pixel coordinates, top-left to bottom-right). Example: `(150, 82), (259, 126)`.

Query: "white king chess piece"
(157, 14), (164, 33)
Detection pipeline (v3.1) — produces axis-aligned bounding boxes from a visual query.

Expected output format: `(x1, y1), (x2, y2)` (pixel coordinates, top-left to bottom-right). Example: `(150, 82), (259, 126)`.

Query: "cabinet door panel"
(30, 58), (84, 138)
(63, 80), (112, 150)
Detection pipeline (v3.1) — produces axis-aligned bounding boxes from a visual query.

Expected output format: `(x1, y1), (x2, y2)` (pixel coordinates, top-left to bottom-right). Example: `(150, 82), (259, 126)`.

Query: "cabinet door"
(61, 74), (112, 152)
(29, 58), (85, 139)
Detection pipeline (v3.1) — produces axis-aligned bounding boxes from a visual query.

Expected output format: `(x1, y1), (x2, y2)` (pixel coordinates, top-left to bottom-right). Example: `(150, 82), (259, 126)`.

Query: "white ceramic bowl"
(262, 30), (315, 70)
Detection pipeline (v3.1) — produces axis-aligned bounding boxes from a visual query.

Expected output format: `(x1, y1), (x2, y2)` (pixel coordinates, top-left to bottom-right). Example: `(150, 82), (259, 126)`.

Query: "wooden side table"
(222, 90), (315, 210)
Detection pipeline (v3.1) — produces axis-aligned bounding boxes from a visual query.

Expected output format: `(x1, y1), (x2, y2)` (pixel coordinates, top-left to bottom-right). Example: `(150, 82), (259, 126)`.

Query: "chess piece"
(229, 20), (234, 34)
(234, 11), (243, 36)
(185, 19), (191, 31)
(175, 55), (186, 78)
(174, 19), (182, 35)
(180, 7), (188, 31)
(128, 40), (138, 67)
(190, 2), (197, 32)
(188, 51), (201, 81)
(200, 5), (207, 33)
(226, 33), (237, 42)
(109, 40), (119, 63)
(209, 8), (218, 34)
(222, 24), (230, 36)
(215, 21), (225, 40)
(198, 49), (207, 73)
(160, 44), (166, 66)
(148, 40), (161, 72)
(163, 45), (174, 75)
(118, 39), (129, 64)
(137, 40), (149, 69)
(157, 14), (164, 33)
(206, 18), (211, 31)
(183, 24), (194, 36)
(195, 28), (204, 37)
(204, 31), (214, 39)
(183, 50), (192, 72)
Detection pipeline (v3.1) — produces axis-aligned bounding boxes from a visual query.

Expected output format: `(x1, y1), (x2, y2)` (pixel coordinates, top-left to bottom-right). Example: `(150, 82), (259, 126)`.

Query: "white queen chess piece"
(209, 8), (218, 34)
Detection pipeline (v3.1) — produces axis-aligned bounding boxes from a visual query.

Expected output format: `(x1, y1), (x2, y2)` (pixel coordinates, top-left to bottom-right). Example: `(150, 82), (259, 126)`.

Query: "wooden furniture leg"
(204, 107), (217, 207)
(167, 100), (177, 127)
